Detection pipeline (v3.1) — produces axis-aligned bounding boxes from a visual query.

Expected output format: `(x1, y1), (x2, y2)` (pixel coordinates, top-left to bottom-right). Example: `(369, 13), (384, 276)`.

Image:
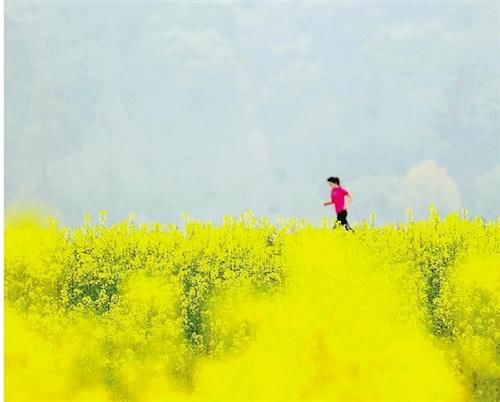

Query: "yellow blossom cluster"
(4, 208), (499, 402)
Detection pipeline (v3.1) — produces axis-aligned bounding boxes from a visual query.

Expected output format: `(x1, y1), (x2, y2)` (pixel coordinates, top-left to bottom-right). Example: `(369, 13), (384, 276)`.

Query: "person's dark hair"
(327, 177), (340, 185)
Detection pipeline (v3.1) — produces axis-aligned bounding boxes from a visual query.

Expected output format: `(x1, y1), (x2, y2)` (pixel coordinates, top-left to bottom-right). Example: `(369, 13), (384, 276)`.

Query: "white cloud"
(149, 27), (236, 74)
(376, 21), (446, 42)
(395, 160), (462, 217)
(351, 160), (462, 222)
(273, 33), (313, 56)
(273, 59), (323, 86)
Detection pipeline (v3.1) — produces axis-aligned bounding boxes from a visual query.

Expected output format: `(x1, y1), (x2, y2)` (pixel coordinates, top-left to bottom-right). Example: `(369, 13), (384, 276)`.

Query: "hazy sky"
(5, 1), (500, 226)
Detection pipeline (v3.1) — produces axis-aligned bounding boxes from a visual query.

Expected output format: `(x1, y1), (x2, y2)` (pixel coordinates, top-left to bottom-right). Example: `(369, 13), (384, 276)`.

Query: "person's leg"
(343, 210), (353, 231)
(336, 210), (347, 229)
(335, 211), (343, 229)
(338, 210), (353, 231)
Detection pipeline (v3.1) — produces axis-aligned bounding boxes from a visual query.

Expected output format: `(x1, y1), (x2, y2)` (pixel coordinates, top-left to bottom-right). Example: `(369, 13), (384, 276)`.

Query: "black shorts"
(336, 209), (348, 224)
(336, 209), (352, 230)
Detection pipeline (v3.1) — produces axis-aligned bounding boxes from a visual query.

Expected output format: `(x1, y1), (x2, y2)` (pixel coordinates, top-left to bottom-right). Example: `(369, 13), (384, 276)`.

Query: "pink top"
(331, 186), (349, 213)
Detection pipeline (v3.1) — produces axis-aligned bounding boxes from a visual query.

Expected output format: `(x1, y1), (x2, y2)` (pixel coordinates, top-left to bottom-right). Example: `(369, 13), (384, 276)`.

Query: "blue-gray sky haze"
(5, 1), (500, 226)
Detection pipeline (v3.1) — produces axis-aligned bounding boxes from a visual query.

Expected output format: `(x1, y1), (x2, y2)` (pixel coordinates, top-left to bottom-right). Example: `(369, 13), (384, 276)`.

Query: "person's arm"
(345, 192), (353, 208)
(324, 190), (335, 206)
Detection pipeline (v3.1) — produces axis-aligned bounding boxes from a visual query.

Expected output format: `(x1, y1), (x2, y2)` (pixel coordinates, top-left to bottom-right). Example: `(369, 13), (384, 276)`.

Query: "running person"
(323, 177), (353, 230)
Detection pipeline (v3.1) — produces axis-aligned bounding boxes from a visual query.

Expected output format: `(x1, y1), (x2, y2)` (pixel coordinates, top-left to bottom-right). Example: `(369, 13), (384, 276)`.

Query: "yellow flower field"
(4, 209), (499, 402)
